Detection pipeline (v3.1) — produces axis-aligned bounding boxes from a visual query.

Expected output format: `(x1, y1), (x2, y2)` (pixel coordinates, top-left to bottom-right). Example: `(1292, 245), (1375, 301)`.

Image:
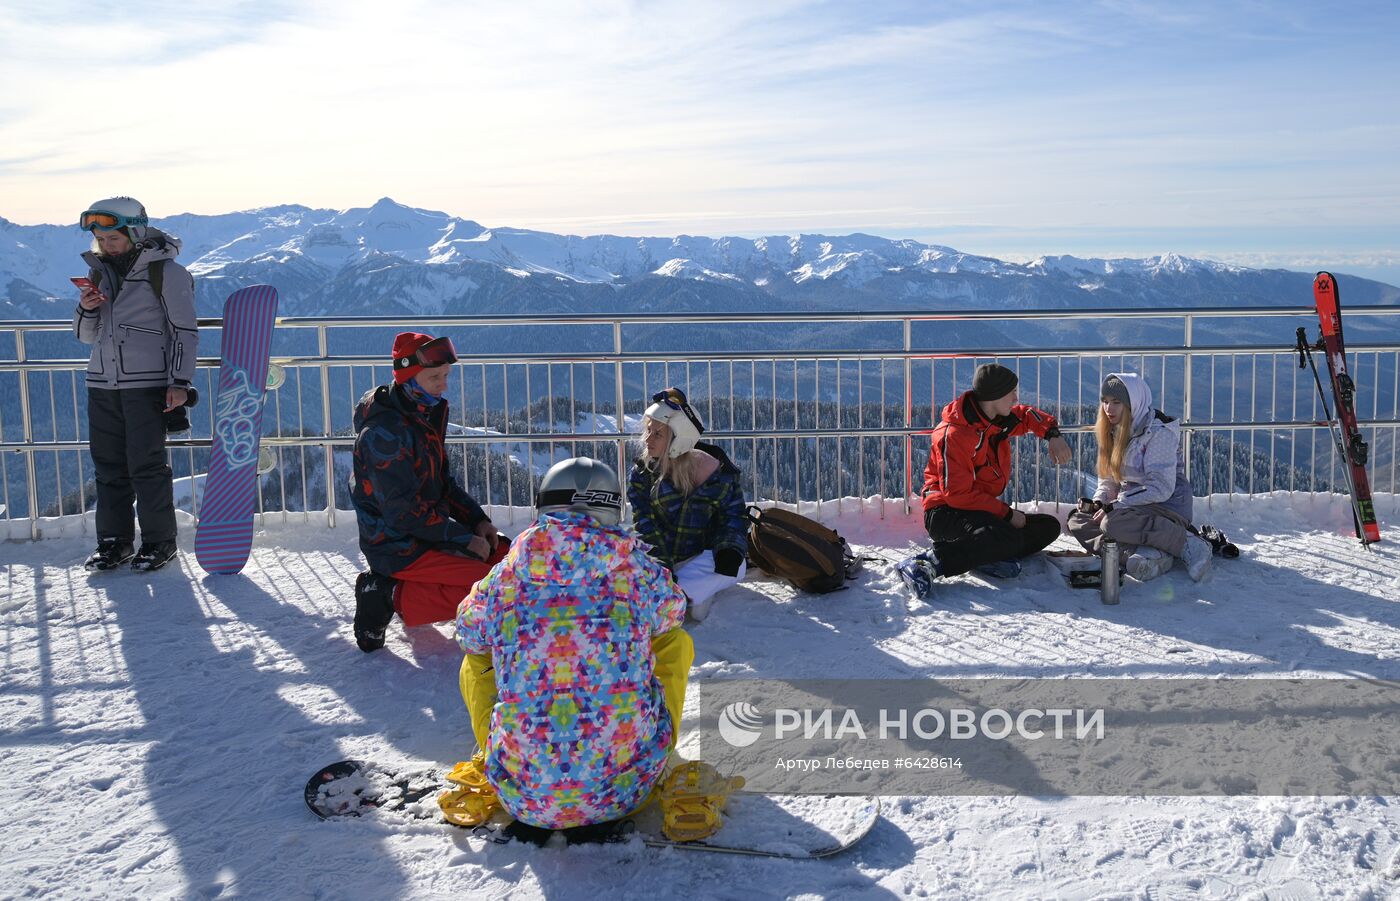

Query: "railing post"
(613, 321), (627, 512)
(903, 317), (912, 516)
(16, 329), (40, 539)
(1183, 314), (1194, 486)
(319, 325), (336, 528)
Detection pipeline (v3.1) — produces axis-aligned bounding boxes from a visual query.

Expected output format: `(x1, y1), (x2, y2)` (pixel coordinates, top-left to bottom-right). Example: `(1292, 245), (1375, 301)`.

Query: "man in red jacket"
(898, 364), (1071, 599)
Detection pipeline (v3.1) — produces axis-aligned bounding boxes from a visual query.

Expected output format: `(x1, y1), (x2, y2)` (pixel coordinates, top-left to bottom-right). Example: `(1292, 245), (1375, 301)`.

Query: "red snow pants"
(393, 542), (510, 627)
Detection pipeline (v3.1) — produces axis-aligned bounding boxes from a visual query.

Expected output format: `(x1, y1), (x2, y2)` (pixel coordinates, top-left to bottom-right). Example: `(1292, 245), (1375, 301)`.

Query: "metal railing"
(2, 305), (1398, 539)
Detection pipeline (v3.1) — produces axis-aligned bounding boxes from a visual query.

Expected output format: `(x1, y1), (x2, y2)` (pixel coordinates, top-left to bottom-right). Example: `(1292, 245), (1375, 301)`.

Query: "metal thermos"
(1101, 540), (1121, 605)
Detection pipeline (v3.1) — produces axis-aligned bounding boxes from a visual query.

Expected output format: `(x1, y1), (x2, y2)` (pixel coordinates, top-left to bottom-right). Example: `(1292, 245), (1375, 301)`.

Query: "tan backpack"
(745, 505), (861, 593)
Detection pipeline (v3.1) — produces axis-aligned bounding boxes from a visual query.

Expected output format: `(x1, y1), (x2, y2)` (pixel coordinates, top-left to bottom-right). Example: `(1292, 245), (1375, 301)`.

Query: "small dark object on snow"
(1197, 524), (1240, 559)
(1069, 570), (1102, 589)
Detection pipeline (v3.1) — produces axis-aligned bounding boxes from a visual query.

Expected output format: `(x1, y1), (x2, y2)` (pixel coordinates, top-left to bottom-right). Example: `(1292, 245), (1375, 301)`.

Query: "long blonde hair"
(640, 414), (706, 495)
(1095, 404), (1134, 484)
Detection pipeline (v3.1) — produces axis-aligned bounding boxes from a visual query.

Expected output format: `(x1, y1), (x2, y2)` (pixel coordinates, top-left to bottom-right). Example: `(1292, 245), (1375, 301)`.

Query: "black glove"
(714, 548), (744, 577)
(164, 407), (191, 434)
(163, 387), (199, 435)
(1197, 524), (1240, 559)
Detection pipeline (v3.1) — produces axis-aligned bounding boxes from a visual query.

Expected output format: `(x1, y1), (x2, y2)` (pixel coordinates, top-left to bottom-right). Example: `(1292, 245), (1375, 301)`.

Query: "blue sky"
(2, 0), (1397, 283)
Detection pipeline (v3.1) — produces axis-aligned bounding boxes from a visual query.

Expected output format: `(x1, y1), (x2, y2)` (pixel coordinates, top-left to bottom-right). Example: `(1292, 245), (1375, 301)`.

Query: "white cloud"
(1, 0), (1397, 255)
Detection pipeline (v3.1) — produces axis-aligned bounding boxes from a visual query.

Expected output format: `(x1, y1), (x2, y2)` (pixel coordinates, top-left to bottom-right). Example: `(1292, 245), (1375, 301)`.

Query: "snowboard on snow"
(304, 759), (880, 859)
(195, 285), (280, 575)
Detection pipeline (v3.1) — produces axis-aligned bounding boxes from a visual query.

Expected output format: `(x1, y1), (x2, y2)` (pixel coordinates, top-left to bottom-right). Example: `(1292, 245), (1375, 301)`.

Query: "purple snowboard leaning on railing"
(196, 286), (279, 575)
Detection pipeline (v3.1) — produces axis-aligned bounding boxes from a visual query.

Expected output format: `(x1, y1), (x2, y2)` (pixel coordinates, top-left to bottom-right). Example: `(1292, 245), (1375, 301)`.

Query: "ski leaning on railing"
(1295, 271), (1381, 545)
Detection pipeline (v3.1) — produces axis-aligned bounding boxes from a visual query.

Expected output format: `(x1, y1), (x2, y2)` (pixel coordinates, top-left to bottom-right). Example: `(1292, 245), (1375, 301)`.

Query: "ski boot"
(895, 552), (938, 600)
(657, 760), (745, 842)
(353, 571), (396, 653)
(84, 538), (135, 571)
(131, 540), (178, 572)
(437, 754), (501, 827)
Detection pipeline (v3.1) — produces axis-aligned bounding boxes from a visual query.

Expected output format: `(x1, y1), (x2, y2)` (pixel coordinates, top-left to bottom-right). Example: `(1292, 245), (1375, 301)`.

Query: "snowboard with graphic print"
(195, 285), (279, 574)
(304, 759), (880, 859)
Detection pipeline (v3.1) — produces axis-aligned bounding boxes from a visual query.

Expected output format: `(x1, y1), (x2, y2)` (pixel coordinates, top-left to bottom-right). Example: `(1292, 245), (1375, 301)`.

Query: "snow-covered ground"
(3, 493), (1400, 899)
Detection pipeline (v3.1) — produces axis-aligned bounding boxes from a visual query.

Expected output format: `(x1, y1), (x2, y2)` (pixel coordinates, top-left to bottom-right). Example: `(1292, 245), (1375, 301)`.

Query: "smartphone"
(1068, 570), (1103, 589)
(72, 276), (108, 303)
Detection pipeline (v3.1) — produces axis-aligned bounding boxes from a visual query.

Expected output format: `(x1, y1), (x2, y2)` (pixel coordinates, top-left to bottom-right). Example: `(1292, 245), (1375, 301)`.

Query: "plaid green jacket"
(627, 442), (748, 569)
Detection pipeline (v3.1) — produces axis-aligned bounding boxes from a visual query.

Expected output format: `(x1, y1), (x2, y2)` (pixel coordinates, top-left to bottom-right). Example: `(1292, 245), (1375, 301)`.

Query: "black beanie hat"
(1101, 375), (1131, 408)
(972, 364), (1018, 402)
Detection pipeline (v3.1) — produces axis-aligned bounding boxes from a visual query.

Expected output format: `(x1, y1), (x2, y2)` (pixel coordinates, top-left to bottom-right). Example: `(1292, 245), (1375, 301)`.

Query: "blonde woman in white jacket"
(1067, 373), (1214, 582)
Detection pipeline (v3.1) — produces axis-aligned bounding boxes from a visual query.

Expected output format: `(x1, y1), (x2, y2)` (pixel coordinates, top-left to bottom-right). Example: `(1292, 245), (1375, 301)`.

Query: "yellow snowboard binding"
(658, 760), (745, 842)
(437, 755), (501, 827)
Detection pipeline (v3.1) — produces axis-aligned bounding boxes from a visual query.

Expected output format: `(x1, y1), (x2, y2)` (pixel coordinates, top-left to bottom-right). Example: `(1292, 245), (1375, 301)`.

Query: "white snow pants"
(674, 550), (746, 621)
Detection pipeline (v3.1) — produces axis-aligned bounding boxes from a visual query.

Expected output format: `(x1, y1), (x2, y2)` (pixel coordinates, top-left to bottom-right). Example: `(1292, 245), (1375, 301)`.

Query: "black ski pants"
(88, 386), (177, 544)
(923, 505), (1061, 577)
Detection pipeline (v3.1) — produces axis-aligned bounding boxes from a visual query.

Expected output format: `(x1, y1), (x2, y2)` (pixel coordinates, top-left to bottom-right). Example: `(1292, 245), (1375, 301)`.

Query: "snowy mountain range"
(4, 197), (1397, 322)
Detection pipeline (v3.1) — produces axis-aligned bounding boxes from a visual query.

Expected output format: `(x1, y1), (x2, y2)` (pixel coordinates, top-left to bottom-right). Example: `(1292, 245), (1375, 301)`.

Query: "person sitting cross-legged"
(897, 364), (1072, 600)
(1066, 373), (1214, 582)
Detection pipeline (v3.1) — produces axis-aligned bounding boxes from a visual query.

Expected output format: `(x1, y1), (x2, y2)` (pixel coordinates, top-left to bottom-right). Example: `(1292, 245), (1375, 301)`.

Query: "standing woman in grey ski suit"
(73, 197), (198, 572)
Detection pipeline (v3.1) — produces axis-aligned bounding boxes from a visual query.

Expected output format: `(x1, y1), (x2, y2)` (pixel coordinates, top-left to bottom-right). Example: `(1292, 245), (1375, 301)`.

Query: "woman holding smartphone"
(73, 196), (199, 572)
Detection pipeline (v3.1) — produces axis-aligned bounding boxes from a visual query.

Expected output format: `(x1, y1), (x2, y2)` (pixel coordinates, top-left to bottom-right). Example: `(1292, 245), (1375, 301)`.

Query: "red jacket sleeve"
(932, 425), (1011, 517)
(1009, 405), (1059, 440)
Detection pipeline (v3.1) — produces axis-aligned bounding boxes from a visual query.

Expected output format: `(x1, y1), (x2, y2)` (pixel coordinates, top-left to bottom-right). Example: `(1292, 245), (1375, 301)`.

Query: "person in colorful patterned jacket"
(449, 457), (694, 842)
(897, 364), (1072, 599)
(628, 387), (748, 622)
(1067, 372), (1213, 582)
(73, 196), (199, 573)
(349, 332), (505, 652)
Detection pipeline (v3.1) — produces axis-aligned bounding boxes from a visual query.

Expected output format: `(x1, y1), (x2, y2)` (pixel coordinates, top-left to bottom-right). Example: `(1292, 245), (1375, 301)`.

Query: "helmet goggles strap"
(650, 388), (705, 435)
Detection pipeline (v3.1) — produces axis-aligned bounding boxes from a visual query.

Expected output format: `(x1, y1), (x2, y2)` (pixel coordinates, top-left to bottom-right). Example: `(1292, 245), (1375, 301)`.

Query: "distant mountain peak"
(3, 198), (1395, 318)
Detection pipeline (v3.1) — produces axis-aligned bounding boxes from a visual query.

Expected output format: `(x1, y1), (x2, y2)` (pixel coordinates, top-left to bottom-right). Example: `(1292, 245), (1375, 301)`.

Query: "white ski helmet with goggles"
(536, 457), (624, 526)
(80, 197), (150, 242)
(643, 387), (706, 459)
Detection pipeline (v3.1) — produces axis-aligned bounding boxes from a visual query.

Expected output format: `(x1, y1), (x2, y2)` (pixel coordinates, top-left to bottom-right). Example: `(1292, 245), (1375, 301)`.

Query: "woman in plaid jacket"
(627, 388), (748, 621)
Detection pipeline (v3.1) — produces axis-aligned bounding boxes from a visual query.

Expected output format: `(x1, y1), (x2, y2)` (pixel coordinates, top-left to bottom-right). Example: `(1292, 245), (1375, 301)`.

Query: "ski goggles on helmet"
(80, 209), (150, 232)
(395, 336), (458, 371)
(650, 387), (705, 433)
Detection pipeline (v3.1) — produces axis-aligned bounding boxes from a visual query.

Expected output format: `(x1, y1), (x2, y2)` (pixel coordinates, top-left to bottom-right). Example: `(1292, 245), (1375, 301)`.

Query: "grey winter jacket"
(73, 229), (198, 390)
(1092, 372), (1194, 520)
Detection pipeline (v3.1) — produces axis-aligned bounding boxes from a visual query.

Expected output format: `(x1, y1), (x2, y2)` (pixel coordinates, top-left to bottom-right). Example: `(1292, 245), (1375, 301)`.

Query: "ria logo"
(718, 702), (764, 748)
